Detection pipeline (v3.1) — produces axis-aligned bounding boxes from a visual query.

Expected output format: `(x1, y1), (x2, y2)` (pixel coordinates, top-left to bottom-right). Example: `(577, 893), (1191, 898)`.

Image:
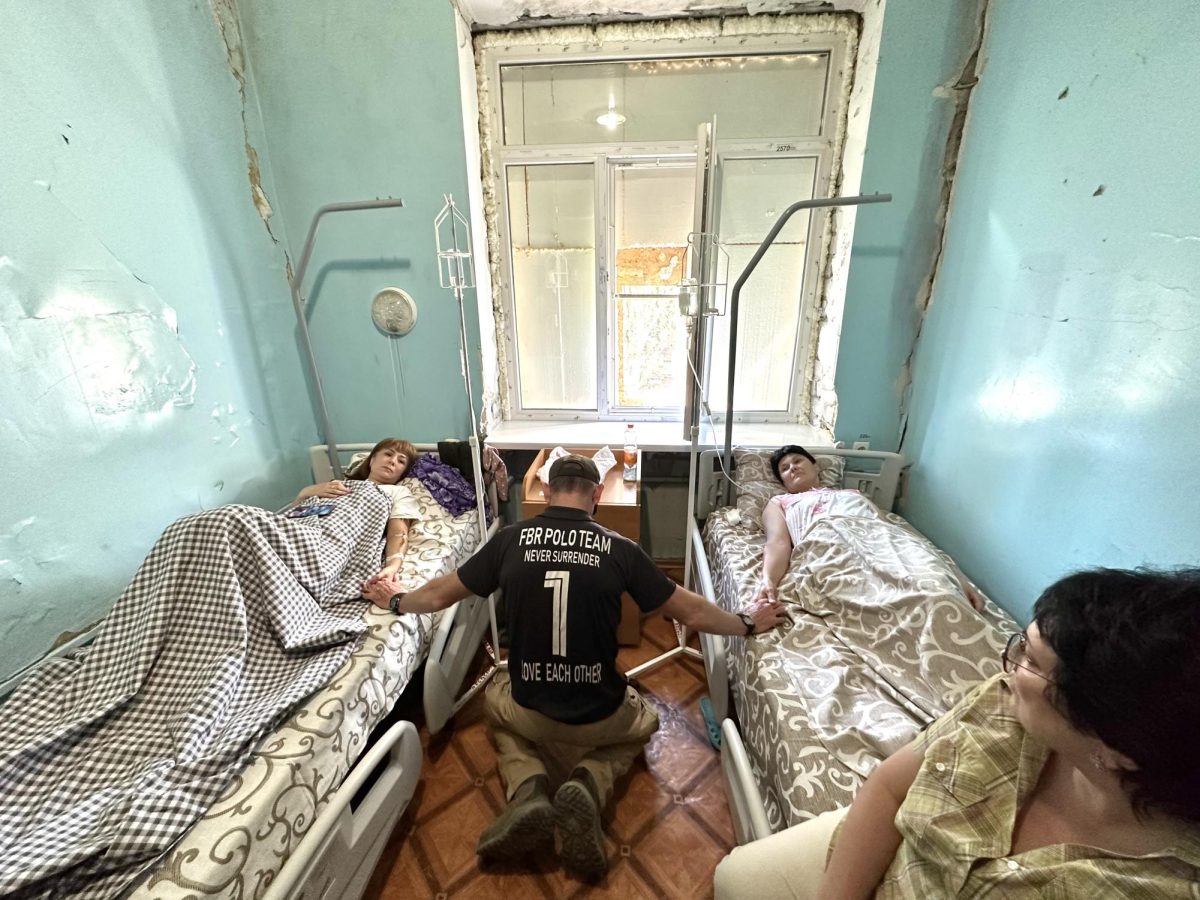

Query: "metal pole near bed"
(671, 193), (893, 737)
(288, 198), (407, 479)
(717, 193), (892, 504)
(435, 195), (505, 707)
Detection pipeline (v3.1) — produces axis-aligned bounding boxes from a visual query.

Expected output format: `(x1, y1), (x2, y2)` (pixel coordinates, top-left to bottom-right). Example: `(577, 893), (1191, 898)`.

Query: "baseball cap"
(548, 453), (601, 484)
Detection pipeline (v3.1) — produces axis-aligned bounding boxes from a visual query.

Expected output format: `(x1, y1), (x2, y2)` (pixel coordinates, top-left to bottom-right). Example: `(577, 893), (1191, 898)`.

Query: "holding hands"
(753, 577), (779, 605)
(362, 570), (403, 610)
(741, 592), (791, 634)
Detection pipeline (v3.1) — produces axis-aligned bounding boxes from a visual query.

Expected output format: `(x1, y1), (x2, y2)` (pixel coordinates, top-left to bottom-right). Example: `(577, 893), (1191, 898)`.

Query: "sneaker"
(554, 774), (607, 880)
(477, 776), (555, 863)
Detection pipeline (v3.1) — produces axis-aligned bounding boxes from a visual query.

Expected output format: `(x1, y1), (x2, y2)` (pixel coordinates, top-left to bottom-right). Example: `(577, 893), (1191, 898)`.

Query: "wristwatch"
(737, 612), (756, 636)
(388, 593), (406, 615)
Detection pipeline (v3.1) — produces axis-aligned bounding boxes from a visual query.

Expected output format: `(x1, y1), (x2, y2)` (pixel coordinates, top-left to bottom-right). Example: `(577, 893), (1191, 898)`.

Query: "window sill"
(485, 419), (832, 452)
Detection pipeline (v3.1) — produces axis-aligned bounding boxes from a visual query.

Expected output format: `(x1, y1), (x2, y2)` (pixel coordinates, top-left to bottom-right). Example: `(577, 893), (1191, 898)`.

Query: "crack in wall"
(896, 0), (989, 450)
(209, 0), (282, 246)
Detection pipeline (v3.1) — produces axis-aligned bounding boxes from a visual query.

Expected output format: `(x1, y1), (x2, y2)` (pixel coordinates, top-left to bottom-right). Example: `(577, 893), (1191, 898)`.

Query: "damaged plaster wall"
(0, 0), (312, 681)
(234, 0), (482, 444)
(829, 0), (989, 449)
(457, 0), (837, 29)
(898, 0), (1200, 620)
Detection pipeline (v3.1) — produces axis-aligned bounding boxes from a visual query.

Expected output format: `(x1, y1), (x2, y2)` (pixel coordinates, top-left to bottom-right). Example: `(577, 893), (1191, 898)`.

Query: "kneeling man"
(363, 454), (786, 880)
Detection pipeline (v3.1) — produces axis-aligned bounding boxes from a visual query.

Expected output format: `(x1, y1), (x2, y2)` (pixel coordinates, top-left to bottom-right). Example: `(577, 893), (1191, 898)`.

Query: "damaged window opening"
(477, 16), (857, 423)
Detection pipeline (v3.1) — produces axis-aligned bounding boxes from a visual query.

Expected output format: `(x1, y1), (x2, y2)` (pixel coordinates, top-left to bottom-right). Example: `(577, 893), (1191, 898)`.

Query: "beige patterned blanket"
(705, 506), (1016, 830)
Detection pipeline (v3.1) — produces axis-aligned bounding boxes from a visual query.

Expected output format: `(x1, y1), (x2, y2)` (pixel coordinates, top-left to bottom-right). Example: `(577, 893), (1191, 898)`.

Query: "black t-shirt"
(457, 506), (676, 725)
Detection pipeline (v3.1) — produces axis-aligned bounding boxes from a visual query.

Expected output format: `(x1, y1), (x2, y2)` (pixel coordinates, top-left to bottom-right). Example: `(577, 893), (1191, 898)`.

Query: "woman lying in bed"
(0, 436), (426, 898)
(295, 437), (421, 579)
(755, 444), (983, 610)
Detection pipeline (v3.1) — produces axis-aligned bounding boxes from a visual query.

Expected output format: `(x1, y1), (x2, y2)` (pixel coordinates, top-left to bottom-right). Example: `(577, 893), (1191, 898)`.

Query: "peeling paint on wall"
(1, 237), (197, 423)
(210, 0), (282, 243)
(895, 0), (989, 443)
(458, 0), (837, 28)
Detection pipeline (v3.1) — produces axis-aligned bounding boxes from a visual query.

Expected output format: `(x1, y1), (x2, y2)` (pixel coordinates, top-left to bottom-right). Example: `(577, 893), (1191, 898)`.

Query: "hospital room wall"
(899, 0), (1200, 620)
(235, 0), (484, 446)
(831, 0), (984, 450)
(0, 1), (315, 679)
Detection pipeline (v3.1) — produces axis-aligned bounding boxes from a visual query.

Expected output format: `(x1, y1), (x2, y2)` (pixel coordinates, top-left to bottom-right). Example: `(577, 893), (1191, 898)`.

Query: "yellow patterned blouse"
(873, 673), (1200, 899)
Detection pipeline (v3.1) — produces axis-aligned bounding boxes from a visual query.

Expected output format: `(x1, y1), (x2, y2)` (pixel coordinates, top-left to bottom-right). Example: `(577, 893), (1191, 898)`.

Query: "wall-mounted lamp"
(596, 109), (626, 128)
(596, 93), (625, 129)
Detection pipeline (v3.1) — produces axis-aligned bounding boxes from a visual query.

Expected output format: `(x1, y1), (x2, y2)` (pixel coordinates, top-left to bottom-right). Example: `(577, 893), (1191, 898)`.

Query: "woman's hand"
(754, 578), (779, 604)
(372, 555), (404, 582)
(296, 480), (351, 503)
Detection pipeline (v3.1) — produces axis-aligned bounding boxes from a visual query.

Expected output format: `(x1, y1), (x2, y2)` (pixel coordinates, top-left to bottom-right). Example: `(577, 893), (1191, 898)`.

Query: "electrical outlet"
(853, 434), (870, 451)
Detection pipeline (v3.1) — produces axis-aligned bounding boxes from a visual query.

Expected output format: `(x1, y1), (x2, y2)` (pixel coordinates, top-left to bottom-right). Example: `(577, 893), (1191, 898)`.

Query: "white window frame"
(478, 23), (855, 424)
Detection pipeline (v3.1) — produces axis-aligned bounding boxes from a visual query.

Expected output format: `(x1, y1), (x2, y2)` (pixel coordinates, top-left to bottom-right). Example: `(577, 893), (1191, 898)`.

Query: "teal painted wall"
(899, 0), (1200, 620)
(833, 0), (983, 450)
(237, 0), (482, 447)
(0, 1), (313, 679)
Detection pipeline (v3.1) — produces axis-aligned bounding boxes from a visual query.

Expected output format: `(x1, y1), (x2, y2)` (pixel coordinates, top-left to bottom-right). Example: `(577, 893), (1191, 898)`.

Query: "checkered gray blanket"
(0, 483), (391, 899)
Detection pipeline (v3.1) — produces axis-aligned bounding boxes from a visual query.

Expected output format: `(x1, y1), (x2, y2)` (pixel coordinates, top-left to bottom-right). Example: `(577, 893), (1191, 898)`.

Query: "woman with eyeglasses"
(715, 567), (1200, 899)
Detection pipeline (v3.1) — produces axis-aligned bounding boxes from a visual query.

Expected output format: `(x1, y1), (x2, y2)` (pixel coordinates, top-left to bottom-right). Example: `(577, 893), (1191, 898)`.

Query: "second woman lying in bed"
(295, 437), (422, 580)
(755, 444), (982, 610)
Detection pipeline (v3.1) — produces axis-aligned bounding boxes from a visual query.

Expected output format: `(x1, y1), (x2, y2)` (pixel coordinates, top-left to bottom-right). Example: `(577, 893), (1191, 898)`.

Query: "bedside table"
(521, 447), (643, 645)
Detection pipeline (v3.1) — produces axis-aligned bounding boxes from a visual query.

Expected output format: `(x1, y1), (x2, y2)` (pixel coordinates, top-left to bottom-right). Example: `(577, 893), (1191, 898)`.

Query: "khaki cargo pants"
(484, 670), (659, 807)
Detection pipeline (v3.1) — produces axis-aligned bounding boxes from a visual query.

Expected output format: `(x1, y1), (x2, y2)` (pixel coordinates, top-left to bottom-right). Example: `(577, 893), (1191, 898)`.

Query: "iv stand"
(435, 194), (506, 717)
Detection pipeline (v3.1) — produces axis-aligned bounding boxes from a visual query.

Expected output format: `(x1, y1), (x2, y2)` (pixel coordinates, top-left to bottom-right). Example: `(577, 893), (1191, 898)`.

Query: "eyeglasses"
(1001, 632), (1053, 683)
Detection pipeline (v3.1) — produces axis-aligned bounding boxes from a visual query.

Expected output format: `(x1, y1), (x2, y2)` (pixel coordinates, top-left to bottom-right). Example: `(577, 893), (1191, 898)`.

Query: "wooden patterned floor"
(364, 614), (733, 899)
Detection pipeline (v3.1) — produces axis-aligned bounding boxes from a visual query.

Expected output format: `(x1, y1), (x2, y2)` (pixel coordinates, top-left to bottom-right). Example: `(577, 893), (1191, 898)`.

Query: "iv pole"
(434, 194), (505, 712)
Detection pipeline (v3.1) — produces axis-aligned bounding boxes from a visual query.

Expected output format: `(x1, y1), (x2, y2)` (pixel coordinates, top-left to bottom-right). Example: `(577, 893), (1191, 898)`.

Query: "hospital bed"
(688, 448), (1017, 844)
(1, 444), (498, 900)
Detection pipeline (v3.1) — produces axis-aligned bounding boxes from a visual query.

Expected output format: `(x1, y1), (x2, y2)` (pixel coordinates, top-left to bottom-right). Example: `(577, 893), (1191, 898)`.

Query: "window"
(478, 19), (855, 422)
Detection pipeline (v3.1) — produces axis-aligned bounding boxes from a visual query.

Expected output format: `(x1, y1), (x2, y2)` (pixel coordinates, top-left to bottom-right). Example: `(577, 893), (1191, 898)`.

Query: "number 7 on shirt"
(544, 571), (570, 657)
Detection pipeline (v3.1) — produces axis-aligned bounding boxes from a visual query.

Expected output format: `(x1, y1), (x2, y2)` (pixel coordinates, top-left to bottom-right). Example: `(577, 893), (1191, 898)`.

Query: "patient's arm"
(888, 515), (983, 610)
(817, 740), (924, 899)
(758, 499), (792, 601)
(375, 517), (413, 577)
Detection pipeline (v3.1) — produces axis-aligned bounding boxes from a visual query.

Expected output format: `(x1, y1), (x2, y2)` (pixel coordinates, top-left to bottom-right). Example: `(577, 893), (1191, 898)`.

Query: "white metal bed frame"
(688, 446), (906, 845)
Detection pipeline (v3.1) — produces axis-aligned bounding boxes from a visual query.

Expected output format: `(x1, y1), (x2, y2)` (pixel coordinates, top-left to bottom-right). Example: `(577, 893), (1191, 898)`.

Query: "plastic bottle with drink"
(623, 423), (638, 482)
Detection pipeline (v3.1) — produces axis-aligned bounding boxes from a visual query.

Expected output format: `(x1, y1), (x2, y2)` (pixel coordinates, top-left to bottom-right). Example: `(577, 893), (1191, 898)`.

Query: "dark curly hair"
(769, 445), (817, 482)
(1033, 567), (1200, 823)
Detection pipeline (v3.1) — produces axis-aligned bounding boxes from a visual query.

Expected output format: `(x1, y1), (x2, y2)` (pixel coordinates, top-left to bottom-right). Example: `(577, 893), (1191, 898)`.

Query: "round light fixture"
(371, 287), (418, 336)
(596, 110), (627, 129)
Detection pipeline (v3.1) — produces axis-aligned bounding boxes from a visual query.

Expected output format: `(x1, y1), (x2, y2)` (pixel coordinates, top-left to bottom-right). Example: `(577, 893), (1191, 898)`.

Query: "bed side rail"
(690, 518), (730, 724)
(262, 720), (422, 900)
(695, 447), (906, 520)
(721, 719), (773, 845)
